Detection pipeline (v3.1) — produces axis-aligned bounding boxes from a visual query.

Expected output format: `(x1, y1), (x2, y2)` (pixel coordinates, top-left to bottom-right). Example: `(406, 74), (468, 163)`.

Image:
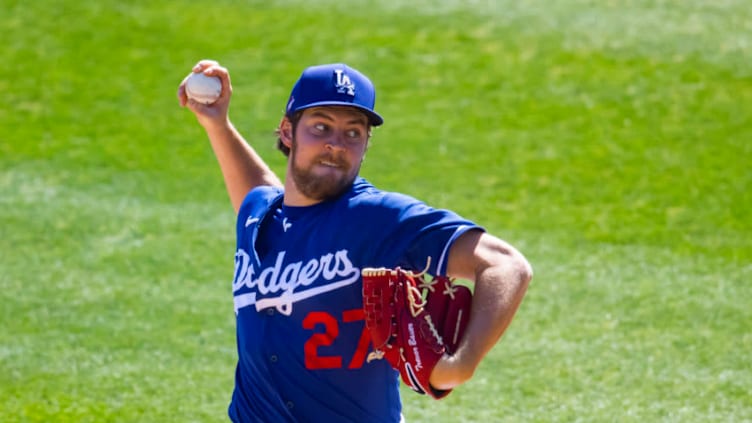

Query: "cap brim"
(291, 101), (383, 126)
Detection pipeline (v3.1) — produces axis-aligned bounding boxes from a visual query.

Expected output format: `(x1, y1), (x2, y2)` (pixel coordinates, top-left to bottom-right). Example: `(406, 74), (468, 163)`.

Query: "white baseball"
(185, 72), (222, 104)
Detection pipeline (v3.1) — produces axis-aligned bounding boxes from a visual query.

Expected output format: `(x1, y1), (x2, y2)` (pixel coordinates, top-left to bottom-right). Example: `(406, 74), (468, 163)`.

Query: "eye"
(346, 129), (362, 139)
(311, 123), (328, 134)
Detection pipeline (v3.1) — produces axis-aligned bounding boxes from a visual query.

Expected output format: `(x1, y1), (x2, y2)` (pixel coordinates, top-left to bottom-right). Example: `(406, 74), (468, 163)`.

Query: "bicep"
(445, 230), (530, 282)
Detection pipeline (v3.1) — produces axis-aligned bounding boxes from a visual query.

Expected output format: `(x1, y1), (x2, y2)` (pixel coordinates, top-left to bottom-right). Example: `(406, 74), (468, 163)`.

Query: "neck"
(282, 178), (324, 207)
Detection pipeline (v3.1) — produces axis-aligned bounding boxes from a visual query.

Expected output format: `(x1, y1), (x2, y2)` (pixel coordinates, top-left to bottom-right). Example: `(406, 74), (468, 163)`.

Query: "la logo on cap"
(334, 69), (355, 96)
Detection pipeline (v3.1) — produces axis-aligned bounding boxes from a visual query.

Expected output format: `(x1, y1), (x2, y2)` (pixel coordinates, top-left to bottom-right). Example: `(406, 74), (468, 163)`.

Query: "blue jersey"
(228, 177), (481, 423)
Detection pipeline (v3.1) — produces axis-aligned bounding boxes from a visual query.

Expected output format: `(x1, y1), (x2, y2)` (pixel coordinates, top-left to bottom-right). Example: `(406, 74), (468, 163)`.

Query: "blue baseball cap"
(285, 63), (384, 126)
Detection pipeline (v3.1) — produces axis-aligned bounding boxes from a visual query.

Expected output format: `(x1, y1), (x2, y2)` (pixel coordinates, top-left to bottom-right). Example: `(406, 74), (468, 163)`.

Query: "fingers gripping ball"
(362, 267), (472, 399)
(185, 72), (222, 104)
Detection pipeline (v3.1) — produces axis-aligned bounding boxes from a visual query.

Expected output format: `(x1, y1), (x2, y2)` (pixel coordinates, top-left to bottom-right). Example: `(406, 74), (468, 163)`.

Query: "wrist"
(203, 117), (235, 138)
(429, 352), (477, 390)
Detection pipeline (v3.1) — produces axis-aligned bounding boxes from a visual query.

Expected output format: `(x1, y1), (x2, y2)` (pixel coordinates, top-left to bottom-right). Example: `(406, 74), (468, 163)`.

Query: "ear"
(279, 116), (293, 148)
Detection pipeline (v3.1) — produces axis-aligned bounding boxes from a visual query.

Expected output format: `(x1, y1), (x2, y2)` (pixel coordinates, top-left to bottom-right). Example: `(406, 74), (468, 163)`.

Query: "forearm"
(459, 259), (531, 370)
(204, 119), (282, 213)
(432, 232), (532, 389)
(178, 60), (283, 214)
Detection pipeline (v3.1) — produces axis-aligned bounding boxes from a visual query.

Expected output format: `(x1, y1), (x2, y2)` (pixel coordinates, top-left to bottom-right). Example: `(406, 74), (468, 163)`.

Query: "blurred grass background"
(1, 0), (750, 421)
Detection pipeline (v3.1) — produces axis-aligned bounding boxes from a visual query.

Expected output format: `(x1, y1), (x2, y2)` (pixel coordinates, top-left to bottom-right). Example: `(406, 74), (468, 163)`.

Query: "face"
(285, 107), (370, 202)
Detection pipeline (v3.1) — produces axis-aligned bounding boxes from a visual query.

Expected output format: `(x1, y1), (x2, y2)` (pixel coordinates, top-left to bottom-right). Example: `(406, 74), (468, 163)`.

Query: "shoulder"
(239, 185), (284, 217)
(347, 177), (425, 211)
(345, 178), (465, 227)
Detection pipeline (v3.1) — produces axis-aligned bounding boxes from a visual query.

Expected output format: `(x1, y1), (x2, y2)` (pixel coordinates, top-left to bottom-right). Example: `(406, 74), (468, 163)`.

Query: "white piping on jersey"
(233, 272), (360, 316)
(436, 225), (470, 275)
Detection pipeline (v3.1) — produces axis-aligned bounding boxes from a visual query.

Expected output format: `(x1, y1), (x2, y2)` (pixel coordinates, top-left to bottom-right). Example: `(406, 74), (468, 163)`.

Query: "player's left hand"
(361, 268), (473, 399)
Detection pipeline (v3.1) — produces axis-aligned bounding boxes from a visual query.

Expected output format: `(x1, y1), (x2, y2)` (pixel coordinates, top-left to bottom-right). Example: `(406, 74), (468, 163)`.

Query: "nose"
(325, 131), (347, 150)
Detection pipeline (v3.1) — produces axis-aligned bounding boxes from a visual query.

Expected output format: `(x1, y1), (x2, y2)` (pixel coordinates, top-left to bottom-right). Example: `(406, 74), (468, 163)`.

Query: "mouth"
(317, 157), (345, 169)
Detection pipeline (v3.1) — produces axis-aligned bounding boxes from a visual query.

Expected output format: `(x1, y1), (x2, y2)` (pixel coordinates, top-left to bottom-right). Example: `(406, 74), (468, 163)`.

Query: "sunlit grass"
(1, 1), (750, 421)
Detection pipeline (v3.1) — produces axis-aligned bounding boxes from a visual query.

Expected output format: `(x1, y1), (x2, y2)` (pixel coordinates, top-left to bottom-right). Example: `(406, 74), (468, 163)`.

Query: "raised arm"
(178, 60), (282, 213)
(430, 229), (533, 390)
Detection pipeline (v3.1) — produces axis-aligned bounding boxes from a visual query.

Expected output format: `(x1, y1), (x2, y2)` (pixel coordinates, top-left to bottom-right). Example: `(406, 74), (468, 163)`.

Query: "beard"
(289, 140), (360, 202)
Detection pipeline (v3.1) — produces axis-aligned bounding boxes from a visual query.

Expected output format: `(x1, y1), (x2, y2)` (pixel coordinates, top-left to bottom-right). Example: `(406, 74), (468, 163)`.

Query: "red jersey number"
(303, 309), (372, 370)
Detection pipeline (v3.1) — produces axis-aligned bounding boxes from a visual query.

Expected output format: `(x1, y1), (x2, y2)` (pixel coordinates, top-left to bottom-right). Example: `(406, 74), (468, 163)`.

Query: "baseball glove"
(361, 267), (472, 399)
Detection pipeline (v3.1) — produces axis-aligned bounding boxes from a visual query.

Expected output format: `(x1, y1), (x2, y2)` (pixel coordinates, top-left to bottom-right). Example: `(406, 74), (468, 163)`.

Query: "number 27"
(303, 309), (372, 370)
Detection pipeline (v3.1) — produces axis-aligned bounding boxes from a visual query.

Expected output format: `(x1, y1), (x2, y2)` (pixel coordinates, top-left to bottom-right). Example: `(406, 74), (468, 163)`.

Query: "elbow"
(508, 254), (533, 300)
(499, 238), (533, 287)
(517, 255), (533, 286)
(488, 240), (533, 288)
(484, 234), (533, 286)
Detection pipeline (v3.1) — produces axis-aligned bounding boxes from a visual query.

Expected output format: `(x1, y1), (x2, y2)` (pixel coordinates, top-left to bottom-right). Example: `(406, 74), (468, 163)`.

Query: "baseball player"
(178, 60), (532, 422)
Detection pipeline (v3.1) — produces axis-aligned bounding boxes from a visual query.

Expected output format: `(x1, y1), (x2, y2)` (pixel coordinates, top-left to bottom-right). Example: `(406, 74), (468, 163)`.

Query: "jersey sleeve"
(355, 191), (484, 276)
(235, 185), (284, 249)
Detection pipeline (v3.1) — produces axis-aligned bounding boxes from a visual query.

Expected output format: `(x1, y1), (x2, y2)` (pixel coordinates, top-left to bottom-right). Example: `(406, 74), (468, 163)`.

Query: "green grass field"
(2, 0), (750, 421)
